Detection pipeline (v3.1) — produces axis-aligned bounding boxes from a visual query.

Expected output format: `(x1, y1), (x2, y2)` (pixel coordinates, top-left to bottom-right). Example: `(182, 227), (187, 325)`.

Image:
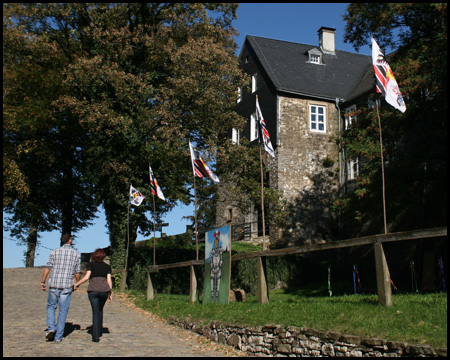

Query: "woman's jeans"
(46, 287), (73, 341)
(88, 291), (108, 340)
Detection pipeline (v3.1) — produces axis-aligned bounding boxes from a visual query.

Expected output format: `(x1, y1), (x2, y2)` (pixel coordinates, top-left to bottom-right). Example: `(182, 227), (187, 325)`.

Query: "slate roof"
(244, 36), (373, 102)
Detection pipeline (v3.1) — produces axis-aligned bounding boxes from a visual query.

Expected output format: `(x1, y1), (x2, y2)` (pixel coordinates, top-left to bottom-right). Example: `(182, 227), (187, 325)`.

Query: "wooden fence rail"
(145, 226), (447, 269)
(116, 226), (447, 304)
(112, 268), (125, 275)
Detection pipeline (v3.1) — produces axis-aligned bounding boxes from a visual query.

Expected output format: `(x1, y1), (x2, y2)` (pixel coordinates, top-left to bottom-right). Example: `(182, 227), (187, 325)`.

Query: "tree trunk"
(61, 143), (74, 236)
(61, 190), (73, 236)
(104, 200), (128, 270)
(25, 225), (38, 267)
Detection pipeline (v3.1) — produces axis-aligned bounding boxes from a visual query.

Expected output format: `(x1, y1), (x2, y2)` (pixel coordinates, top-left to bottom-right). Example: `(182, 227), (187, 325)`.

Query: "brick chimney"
(318, 27), (336, 54)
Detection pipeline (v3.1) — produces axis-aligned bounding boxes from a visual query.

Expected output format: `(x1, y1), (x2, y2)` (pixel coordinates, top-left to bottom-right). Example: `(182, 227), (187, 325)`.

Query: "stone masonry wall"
(168, 317), (447, 357)
(273, 96), (340, 246)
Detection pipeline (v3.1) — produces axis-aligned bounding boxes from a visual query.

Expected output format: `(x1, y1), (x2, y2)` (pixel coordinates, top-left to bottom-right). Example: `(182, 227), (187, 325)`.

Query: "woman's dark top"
(86, 261), (111, 292)
(87, 261), (111, 279)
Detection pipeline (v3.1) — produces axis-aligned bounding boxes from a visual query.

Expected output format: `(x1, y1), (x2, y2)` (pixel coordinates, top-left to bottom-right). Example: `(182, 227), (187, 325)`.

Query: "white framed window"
(307, 48), (322, 64)
(310, 54), (320, 63)
(250, 112), (258, 141)
(252, 73), (258, 93)
(344, 105), (357, 130)
(232, 128), (240, 144)
(346, 158), (359, 181)
(309, 105), (326, 133)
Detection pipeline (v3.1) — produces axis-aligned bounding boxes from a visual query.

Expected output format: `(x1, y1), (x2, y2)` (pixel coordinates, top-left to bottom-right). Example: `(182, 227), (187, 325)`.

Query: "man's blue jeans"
(46, 287), (73, 341)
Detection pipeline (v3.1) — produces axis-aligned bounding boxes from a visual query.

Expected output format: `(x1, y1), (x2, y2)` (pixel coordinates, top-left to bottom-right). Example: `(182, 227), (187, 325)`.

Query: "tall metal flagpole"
(375, 95), (388, 234)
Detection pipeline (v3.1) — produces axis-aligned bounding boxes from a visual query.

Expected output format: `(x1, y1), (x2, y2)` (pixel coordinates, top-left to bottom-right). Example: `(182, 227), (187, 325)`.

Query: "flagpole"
(376, 95), (388, 234)
(256, 95), (267, 251)
(194, 174), (198, 260)
(125, 202), (130, 270)
(152, 193), (156, 265)
(259, 143), (266, 251)
(256, 95), (266, 250)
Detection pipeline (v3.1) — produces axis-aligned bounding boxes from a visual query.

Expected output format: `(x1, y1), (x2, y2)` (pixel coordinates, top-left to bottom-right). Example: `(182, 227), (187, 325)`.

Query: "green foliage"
(126, 239), (324, 297)
(322, 155), (335, 168)
(338, 4), (447, 236)
(217, 138), (289, 229)
(111, 272), (122, 290)
(230, 253), (302, 296)
(3, 4), (99, 265)
(3, 3), (249, 266)
(127, 235), (205, 294)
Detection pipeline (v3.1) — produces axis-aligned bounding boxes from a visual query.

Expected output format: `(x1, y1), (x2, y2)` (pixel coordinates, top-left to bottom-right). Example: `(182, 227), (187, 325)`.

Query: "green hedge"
(126, 237), (323, 296)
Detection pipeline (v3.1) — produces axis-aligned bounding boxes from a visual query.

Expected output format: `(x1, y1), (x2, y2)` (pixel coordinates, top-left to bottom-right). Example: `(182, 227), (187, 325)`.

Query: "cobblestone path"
(3, 267), (245, 357)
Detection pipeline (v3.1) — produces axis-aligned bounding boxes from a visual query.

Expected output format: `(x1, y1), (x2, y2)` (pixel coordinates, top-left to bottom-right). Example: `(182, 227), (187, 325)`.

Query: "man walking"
(40, 233), (81, 342)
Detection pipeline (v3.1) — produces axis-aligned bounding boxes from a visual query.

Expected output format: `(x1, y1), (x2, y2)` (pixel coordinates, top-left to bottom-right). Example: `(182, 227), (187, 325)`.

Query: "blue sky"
(3, 3), (372, 269)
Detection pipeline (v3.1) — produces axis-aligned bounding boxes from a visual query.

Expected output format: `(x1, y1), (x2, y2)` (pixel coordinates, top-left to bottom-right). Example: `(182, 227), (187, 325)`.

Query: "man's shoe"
(46, 330), (55, 341)
(54, 338), (63, 343)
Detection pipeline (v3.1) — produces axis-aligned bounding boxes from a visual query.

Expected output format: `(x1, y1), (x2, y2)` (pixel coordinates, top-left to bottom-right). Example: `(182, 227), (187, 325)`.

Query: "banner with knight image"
(203, 225), (231, 304)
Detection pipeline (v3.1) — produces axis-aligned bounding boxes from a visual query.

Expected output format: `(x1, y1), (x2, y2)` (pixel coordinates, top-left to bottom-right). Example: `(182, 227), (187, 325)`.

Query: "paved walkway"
(3, 267), (246, 357)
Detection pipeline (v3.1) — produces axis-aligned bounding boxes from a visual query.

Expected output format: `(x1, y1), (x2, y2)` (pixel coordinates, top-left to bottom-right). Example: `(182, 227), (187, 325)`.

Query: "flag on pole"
(371, 36), (406, 113)
(256, 97), (275, 157)
(189, 140), (220, 183)
(129, 185), (145, 206)
(149, 165), (166, 201)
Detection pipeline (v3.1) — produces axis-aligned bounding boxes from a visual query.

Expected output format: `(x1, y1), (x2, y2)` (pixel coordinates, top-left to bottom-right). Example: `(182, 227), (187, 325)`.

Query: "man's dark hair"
(60, 233), (71, 246)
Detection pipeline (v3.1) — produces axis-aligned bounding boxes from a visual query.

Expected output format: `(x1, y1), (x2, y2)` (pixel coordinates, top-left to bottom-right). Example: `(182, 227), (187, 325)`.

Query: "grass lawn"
(122, 288), (447, 349)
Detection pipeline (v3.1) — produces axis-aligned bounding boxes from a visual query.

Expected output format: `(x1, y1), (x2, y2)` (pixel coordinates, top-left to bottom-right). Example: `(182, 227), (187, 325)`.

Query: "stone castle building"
(216, 27), (374, 246)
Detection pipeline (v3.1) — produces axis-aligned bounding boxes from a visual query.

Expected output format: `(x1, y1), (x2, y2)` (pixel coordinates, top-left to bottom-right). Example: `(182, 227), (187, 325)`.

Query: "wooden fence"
(116, 226), (447, 306)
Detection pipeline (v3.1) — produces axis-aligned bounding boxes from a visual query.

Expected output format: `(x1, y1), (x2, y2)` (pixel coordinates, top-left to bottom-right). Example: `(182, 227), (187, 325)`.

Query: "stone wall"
(168, 317), (447, 357)
(273, 95), (340, 246)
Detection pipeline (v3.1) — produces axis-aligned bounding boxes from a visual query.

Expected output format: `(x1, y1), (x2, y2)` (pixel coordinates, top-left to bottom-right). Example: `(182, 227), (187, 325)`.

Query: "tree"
(55, 3), (248, 268)
(4, 3), (290, 271)
(3, 4), (98, 266)
(4, 3), (250, 269)
(338, 3), (447, 235)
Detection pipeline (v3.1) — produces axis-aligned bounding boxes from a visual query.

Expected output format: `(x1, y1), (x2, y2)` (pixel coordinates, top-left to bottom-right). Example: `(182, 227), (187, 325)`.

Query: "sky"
(3, 3), (373, 269)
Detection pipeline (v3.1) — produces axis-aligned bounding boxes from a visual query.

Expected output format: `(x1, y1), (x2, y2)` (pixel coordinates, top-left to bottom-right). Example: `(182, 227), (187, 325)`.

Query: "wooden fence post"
(189, 265), (197, 303)
(147, 271), (155, 300)
(257, 256), (269, 304)
(374, 242), (392, 306)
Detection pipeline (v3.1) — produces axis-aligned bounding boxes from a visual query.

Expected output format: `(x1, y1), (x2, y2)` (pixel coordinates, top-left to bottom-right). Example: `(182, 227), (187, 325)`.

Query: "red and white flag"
(256, 97), (275, 157)
(129, 185), (145, 206)
(149, 165), (166, 201)
(371, 36), (406, 113)
(189, 140), (220, 183)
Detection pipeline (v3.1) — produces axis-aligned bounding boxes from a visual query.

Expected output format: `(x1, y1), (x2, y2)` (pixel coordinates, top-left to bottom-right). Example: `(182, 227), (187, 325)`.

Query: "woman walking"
(74, 248), (112, 342)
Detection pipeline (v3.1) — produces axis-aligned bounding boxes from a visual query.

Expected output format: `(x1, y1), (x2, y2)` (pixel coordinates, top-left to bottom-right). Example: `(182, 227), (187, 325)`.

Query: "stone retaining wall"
(168, 317), (447, 357)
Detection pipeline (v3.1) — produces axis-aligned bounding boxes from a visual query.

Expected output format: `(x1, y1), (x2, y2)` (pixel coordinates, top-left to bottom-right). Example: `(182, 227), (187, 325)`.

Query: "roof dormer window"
(310, 54), (320, 63)
(307, 48), (323, 65)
